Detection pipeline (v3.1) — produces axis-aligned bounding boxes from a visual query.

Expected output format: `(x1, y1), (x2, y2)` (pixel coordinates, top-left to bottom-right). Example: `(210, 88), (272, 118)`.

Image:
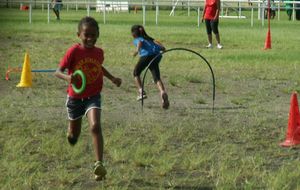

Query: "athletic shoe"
(206, 44), (213, 49)
(94, 161), (107, 181)
(137, 91), (147, 101)
(161, 93), (170, 109)
(217, 44), (223, 49)
(67, 134), (77, 146)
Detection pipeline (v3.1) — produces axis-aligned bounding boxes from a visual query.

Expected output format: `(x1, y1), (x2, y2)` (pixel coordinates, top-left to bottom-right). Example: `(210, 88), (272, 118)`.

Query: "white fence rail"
(1, 0), (300, 25)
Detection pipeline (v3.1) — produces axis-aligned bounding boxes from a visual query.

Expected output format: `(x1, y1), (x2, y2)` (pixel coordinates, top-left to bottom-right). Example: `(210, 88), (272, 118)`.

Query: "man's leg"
(53, 8), (58, 18)
(205, 20), (213, 47)
(215, 33), (221, 44)
(212, 21), (221, 44)
(56, 10), (60, 20)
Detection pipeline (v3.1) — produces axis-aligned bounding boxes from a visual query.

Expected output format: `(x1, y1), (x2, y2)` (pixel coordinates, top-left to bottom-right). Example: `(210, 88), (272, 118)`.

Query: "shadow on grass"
(129, 179), (213, 190)
(145, 104), (247, 110)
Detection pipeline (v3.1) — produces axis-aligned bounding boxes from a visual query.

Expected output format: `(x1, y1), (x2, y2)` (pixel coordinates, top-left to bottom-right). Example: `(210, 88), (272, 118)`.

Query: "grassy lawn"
(1, 7), (300, 189)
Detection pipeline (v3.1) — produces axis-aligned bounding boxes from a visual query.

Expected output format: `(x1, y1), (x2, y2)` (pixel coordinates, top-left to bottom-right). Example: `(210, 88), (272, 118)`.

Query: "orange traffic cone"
(17, 52), (32, 88)
(280, 92), (300, 147)
(264, 29), (271, 50)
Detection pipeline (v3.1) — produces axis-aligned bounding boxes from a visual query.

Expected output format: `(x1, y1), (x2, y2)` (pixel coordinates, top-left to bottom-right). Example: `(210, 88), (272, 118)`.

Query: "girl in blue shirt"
(131, 25), (169, 109)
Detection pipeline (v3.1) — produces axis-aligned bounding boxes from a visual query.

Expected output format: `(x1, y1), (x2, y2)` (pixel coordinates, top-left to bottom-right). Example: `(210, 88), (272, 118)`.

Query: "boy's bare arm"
(102, 66), (122, 87)
(55, 67), (72, 83)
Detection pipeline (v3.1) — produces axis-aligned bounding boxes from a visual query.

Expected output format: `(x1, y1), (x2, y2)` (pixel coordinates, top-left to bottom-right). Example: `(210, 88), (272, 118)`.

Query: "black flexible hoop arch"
(141, 48), (216, 112)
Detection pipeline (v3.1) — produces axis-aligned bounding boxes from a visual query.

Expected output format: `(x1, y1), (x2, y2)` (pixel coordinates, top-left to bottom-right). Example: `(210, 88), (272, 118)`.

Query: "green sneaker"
(94, 161), (107, 181)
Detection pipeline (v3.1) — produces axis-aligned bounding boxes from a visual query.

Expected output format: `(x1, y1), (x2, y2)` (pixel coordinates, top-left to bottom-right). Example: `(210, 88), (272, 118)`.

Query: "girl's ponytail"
(131, 24), (154, 41)
(139, 26), (154, 41)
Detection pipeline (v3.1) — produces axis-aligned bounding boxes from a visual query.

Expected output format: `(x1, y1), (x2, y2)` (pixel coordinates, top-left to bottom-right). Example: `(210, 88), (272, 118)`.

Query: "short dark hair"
(78, 16), (99, 33)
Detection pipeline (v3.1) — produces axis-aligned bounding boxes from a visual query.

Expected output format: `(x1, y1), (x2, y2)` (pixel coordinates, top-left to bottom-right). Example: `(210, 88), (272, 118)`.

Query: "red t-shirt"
(204, 0), (218, 20)
(59, 44), (104, 99)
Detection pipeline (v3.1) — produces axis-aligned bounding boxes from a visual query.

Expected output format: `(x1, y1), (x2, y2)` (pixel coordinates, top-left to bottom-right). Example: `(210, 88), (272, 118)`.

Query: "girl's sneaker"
(137, 91), (147, 101)
(206, 44), (213, 49)
(161, 93), (170, 109)
(94, 161), (107, 181)
(217, 44), (223, 49)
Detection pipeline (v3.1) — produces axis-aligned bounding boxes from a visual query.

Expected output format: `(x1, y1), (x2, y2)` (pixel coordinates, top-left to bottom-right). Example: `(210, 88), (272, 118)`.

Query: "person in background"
(202, 0), (223, 49)
(285, 0), (293, 20)
(52, 0), (62, 20)
(131, 25), (170, 109)
(264, 0), (276, 19)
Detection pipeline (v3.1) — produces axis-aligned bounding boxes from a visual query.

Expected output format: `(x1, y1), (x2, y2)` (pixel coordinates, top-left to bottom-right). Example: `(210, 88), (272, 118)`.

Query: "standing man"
(285, 0), (293, 20)
(52, 0), (62, 20)
(202, 0), (223, 49)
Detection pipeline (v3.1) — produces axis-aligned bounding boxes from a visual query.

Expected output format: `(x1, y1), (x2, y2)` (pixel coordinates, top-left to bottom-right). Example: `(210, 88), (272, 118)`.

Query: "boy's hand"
(66, 75), (72, 84)
(112, 77), (122, 87)
(68, 74), (79, 84)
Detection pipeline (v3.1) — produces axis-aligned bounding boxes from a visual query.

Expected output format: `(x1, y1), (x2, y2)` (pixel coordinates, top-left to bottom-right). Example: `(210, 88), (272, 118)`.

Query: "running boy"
(55, 17), (122, 181)
(131, 25), (169, 109)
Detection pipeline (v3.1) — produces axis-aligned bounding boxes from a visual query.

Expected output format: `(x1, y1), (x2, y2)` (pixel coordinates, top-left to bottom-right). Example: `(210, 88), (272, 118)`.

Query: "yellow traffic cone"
(17, 52), (32, 88)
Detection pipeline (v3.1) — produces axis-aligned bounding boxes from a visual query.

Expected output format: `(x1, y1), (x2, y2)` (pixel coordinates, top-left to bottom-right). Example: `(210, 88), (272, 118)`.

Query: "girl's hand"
(112, 77), (122, 87)
(133, 51), (138, 57)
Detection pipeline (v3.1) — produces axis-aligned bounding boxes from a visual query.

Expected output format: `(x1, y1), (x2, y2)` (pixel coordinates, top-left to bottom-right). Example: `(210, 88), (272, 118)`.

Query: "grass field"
(1, 7), (300, 189)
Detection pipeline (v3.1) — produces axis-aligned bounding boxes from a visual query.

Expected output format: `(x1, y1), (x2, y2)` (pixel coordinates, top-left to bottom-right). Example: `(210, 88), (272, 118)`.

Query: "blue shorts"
(66, 94), (101, 121)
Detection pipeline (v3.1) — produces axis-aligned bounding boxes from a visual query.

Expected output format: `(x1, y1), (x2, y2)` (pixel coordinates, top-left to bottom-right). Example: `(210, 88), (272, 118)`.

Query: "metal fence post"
(29, 2), (32, 23)
(258, 2), (261, 20)
(87, 1), (90, 16)
(278, 0), (280, 20)
(221, 1), (224, 16)
(293, 2), (295, 21)
(155, 1), (159, 25)
(262, 3), (265, 26)
(238, 1), (242, 18)
(143, 3), (146, 25)
(47, 0), (50, 23)
(104, 1), (106, 24)
(197, 7), (200, 27)
(251, 7), (254, 27)
(188, 0), (190, 16)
